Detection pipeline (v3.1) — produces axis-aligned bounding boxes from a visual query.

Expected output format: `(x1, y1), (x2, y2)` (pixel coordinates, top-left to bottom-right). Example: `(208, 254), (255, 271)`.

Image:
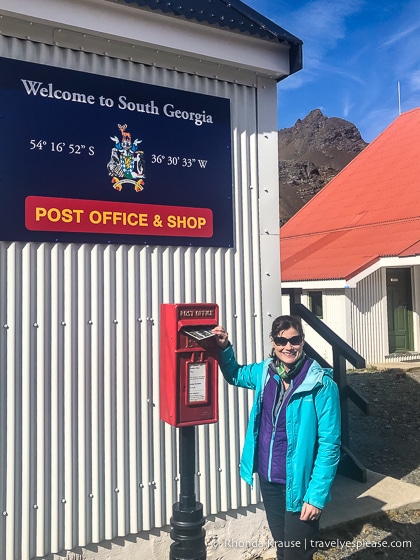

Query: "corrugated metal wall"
(412, 265), (420, 352)
(349, 269), (388, 364)
(0, 37), (271, 560)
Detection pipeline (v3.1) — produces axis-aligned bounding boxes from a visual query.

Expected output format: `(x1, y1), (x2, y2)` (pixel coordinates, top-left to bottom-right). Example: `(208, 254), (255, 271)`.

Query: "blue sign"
(0, 57), (233, 246)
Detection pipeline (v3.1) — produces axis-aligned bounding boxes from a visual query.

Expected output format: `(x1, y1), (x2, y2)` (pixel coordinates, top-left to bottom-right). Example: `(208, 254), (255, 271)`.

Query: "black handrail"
(295, 303), (366, 369)
(286, 293), (369, 482)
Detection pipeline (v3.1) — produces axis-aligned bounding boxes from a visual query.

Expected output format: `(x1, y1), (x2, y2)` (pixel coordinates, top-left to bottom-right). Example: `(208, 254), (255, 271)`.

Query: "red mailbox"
(160, 303), (219, 427)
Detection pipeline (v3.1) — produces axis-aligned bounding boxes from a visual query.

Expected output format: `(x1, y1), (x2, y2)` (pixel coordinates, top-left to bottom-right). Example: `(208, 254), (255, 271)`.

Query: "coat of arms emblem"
(107, 124), (145, 192)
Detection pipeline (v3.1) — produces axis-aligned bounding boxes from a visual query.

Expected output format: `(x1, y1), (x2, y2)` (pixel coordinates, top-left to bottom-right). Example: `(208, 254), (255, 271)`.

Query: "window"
(308, 291), (323, 319)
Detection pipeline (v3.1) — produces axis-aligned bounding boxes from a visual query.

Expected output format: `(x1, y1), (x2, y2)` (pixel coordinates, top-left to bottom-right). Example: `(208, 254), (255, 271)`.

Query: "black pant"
(259, 475), (319, 560)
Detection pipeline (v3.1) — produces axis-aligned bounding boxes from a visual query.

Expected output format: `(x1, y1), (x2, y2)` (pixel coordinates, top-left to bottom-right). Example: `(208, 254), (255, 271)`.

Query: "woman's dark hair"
(269, 315), (304, 362)
(270, 315), (304, 338)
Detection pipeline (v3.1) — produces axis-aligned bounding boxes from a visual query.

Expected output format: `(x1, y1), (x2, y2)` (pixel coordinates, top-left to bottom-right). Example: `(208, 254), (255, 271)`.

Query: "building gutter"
(282, 254), (420, 290)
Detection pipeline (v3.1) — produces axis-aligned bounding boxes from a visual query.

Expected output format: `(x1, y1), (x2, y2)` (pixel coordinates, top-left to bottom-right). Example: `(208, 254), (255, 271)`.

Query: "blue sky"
(245, 0), (420, 142)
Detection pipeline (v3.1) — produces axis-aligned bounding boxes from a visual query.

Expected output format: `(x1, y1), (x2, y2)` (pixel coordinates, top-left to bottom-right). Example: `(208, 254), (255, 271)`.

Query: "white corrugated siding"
(284, 279), (388, 365)
(0, 36), (278, 559)
(412, 265), (420, 353)
(348, 269), (388, 364)
(283, 266), (420, 365)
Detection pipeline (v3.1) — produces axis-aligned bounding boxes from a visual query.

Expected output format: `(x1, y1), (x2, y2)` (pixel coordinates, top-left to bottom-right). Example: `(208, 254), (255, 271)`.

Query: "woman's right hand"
(212, 326), (229, 349)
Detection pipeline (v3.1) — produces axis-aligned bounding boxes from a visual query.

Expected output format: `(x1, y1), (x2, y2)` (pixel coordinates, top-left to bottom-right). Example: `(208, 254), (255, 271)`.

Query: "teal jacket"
(219, 345), (341, 511)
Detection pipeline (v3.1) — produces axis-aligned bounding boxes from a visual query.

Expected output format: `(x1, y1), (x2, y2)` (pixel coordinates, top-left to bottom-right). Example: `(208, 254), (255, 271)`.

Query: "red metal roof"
(280, 107), (420, 282)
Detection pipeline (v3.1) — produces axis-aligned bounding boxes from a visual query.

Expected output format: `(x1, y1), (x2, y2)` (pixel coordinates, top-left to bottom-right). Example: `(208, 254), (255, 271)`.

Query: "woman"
(212, 315), (341, 560)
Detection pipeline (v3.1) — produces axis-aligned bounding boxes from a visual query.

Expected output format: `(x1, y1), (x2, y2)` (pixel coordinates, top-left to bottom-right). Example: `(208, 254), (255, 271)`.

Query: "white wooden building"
(0, 1), (302, 558)
(281, 108), (420, 366)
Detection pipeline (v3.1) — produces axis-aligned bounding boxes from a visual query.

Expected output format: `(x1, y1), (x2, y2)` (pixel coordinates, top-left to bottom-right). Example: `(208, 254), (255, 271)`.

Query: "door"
(386, 268), (414, 353)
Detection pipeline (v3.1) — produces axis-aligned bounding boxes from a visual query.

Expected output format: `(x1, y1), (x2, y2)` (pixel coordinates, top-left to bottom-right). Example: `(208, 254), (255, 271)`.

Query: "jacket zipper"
(267, 378), (291, 481)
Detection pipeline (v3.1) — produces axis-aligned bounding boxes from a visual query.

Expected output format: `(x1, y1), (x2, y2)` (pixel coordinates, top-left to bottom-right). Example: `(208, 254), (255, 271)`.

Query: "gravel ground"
(314, 505), (420, 560)
(259, 365), (420, 560)
(346, 366), (420, 487)
(315, 365), (420, 560)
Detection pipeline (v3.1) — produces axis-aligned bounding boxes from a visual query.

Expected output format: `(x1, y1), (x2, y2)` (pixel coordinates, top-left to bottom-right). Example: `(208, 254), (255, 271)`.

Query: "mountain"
(278, 109), (368, 225)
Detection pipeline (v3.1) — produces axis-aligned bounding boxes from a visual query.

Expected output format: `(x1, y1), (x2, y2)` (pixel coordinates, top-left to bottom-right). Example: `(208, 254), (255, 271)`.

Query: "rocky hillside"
(279, 109), (368, 225)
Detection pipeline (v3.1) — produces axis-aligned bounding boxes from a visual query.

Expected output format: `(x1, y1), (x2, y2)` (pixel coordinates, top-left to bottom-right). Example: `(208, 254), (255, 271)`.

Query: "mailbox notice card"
(188, 362), (208, 404)
(0, 57), (233, 247)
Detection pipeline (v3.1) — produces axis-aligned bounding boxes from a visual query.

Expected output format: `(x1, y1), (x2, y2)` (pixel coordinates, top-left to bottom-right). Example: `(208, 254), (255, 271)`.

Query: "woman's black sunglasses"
(272, 335), (303, 347)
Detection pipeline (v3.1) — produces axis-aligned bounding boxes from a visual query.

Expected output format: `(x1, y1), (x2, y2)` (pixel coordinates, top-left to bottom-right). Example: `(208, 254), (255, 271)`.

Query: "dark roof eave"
(279, 41), (302, 78)
(225, 0), (303, 77)
(119, 0), (303, 77)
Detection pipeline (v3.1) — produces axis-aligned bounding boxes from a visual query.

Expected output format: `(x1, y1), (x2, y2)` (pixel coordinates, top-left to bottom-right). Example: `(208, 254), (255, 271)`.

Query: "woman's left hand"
(300, 502), (322, 522)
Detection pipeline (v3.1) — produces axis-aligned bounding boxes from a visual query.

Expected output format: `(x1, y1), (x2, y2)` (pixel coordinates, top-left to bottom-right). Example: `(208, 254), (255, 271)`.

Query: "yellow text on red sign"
(25, 196), (213, 237)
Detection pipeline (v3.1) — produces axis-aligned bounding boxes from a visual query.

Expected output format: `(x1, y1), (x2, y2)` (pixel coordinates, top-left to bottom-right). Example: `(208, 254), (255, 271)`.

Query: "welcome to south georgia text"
(20, 79), (215, 127)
